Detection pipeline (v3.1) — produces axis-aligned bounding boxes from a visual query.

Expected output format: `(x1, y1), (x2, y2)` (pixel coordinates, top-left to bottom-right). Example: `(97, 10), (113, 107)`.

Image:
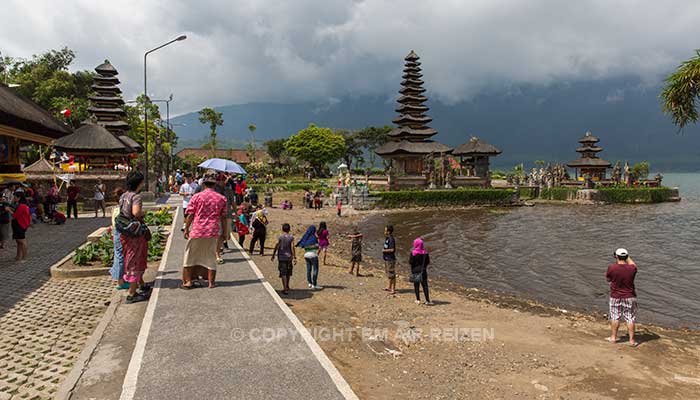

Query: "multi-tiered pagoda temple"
(54, 60), (139, 170)
(566, 131), (611, 181)
(376, 51), (451, 179)
(90, 60), (140, 151)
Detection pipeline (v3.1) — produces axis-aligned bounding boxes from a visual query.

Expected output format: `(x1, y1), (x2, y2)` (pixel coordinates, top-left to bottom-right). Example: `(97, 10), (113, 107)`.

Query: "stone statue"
(444, 168), (453, 189)
(611, 161), (622, 184)
(654, 173), (663, 186)
(623, 161), (631, 186)
(538, 167), (545, 186)
(441, 153), (449, 186)
(427, 152), (436, 189)
(345, 170), (352, 187)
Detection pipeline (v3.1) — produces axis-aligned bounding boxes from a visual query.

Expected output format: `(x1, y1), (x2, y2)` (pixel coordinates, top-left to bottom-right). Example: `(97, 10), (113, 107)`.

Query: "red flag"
(60, 109), (72, 117)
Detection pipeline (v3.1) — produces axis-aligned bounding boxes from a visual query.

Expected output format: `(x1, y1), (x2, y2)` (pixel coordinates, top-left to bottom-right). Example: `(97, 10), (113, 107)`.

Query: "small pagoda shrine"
(376, 51), (451, 185)
(54, 60), (138, 170)
(566, 131), (611, 181)
(452, 137), (502, 186)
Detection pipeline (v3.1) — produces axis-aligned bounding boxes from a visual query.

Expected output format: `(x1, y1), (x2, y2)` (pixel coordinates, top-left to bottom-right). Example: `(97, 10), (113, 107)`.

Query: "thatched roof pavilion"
(453, 137), (502, 156)
(54, 123), (136, 154)
(0, 83), (73, 183)
(452, 137), (502, 179)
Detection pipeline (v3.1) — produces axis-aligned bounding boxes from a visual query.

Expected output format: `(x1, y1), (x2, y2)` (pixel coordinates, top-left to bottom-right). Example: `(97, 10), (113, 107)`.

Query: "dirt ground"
(248, 191), (700, 400)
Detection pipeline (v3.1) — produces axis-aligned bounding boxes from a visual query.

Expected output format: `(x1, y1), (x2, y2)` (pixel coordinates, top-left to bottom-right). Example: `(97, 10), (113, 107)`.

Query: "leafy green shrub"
(144, 206), (173, 226)
(598, 187), (673, 203)
(148, 229), (166, 261)
(540, 187), (579, 201)
(73, 232), (114, 266)
(376, 189), (514, 208)
(518, 187), (538, 199)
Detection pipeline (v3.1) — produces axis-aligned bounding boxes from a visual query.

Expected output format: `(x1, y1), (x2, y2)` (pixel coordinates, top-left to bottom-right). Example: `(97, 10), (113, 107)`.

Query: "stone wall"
(26, 173), (127, 206)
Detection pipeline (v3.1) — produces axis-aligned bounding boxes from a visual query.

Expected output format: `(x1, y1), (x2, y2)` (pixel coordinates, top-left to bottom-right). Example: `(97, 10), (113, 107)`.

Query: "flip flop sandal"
(629, 341), (640, 347)
(605, 337), (618, 343)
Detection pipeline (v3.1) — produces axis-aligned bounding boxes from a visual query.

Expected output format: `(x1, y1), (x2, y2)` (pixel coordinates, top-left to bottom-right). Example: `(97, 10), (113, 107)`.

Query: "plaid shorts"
(609, 297), (638, 323)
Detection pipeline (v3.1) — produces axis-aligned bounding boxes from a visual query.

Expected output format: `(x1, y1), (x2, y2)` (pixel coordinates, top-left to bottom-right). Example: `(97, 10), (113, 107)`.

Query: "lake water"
(361, 173), (700, 329)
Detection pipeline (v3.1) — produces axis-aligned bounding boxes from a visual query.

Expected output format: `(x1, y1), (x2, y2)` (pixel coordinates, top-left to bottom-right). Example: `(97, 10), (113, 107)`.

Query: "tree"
(630, 161), (650, 181)
(198, 107), (223, 156)
(339, 130), (363, 169)
(248, 123), (257, 161)
(661, 50), (700, 129)
(264, 138), (287, 164)
(123, 95), (166, 170)
(1, 47), (94, 128)
(285, 124), (345, 176)
(356, 125), (391, 168)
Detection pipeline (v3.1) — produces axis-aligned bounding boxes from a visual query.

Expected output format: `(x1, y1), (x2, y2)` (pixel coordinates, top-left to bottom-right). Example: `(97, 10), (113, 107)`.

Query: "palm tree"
(248, 123), (257, 162)
(198, 107), (223, 157)
(661, 50), (700, 129)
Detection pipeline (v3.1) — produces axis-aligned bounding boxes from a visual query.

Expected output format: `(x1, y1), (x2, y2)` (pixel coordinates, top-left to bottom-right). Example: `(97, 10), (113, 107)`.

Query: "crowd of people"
(92, 167), (644, 346)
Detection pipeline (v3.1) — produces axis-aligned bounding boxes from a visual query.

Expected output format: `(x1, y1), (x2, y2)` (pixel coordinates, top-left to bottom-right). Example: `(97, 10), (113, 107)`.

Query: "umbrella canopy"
(198, 158), (246, 174)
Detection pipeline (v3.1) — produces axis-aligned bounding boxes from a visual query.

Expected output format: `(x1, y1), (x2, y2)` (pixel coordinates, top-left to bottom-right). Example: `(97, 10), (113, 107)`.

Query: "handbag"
(408, 255), (427, 283)
(115, 193), (149, 237)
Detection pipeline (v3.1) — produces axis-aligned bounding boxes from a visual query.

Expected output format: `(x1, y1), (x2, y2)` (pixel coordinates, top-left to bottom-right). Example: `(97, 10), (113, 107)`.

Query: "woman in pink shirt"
(182, 171), (227, 289)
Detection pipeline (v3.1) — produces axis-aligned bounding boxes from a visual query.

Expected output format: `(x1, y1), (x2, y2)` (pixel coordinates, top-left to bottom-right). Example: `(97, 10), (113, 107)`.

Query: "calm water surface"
(361, 173), (700, 329)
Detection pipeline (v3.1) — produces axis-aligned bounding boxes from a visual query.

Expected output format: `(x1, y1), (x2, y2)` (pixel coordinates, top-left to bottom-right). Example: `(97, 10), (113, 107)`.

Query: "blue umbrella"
(198, 158), (247, 174)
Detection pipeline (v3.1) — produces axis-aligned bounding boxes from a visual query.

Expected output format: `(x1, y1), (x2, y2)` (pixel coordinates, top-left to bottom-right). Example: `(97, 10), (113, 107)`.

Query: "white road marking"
(119, 205), (180, 400)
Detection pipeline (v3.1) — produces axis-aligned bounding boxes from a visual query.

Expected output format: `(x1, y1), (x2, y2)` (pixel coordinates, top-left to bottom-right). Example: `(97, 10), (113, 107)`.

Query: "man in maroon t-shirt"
(66, 181), (80, 219)
(605, 248), (639, 346)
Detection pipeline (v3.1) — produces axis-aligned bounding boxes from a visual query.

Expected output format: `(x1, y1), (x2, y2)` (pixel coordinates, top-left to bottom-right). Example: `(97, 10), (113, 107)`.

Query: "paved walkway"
(121, 206), (356, 399)
(0, 217), (112, 400)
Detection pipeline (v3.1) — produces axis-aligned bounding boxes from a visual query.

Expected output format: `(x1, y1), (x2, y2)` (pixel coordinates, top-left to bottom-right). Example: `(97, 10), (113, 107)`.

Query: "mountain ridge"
(171, 77), (700, 171)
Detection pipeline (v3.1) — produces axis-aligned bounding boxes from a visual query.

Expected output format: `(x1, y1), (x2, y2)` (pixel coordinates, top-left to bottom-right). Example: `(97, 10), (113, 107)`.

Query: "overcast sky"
(2, 0), (700, 115)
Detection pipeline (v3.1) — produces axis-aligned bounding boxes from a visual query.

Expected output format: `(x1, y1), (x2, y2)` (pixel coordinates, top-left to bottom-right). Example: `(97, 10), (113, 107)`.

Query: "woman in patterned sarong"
(119, 171), (150, 304)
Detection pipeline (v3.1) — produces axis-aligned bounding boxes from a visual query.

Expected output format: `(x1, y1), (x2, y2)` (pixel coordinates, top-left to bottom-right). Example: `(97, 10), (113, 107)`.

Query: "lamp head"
(176, 35), (187, 41)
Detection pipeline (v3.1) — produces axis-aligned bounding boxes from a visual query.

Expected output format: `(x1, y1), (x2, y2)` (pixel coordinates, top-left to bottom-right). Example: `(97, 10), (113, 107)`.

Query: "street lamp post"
(143, 35), (186, 191)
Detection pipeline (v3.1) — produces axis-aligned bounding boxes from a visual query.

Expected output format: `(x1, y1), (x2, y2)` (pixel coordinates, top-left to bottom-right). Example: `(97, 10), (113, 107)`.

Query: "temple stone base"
(451, 176), (489, 188)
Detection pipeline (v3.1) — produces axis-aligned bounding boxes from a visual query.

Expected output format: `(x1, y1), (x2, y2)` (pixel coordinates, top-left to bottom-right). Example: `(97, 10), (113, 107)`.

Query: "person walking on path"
(10, 191), (30, 261)
(110, 189), (129, 290)
(297, 225), (322, 289)
(234, 204), (249, 247)
(182, 171), (227, 289)
(271, 223), (296, 295)
(317, 221), (330, 265)
(382, 225), (397, 294)
(409, 237), (432, 305)
(179, 174), (195, 231)
(606, 248), (639, 347)
(94, 178), (106, 218)
(249, 204), (268, 255)
(235, 176), (247, 205)
(347, 228), (363, 276)
(66, 180), (80, 219)
(336, 200), (342, 217)
(118, 172), (151, 304)
(0, 192), (11, 251)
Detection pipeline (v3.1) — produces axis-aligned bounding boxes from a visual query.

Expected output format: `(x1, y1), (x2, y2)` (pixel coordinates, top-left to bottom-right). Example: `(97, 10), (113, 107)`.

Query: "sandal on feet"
(628, 341), (640, 347)
(605, 337), (618, 343)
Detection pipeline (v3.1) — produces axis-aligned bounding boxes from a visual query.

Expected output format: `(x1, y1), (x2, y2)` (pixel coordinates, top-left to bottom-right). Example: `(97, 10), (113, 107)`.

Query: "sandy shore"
(248, 192), (700, 399)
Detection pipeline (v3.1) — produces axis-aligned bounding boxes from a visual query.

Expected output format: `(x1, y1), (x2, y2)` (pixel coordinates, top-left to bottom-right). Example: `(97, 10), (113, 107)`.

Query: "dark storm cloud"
(2, 0), (700, 114)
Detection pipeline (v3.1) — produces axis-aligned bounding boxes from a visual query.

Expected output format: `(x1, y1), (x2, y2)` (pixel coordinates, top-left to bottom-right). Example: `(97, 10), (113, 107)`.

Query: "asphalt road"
(127, 208), (350, 400)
